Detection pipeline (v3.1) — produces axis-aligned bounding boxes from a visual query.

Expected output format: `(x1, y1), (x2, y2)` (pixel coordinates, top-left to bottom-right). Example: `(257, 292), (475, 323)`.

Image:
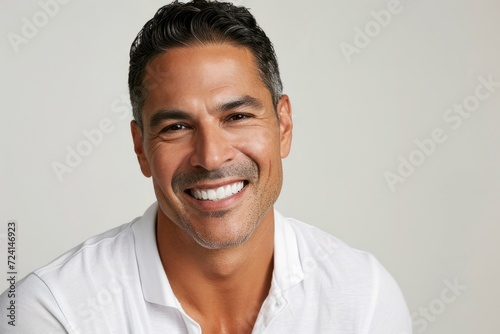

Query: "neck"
(156, 211), (275, 333)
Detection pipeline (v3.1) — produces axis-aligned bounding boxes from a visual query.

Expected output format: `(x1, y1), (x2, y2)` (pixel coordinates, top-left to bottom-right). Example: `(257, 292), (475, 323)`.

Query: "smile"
(189, 181), (245, 201)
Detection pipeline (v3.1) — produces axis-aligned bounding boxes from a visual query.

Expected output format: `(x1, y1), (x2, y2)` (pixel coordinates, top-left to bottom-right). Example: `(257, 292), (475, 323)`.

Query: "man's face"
(131, 44), (292, 250)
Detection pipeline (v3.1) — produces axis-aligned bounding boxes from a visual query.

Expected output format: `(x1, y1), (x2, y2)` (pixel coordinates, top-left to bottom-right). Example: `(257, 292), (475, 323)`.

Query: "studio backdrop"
(1, 0), (499, 333)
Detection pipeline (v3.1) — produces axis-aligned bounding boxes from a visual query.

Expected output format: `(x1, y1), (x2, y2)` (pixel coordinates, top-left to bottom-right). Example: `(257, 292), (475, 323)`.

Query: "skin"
(131, 43), (292, 333)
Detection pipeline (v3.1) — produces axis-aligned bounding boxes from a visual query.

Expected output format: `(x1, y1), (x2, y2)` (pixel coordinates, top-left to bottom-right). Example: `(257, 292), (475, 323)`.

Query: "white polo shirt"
(1, 203), (412, 333)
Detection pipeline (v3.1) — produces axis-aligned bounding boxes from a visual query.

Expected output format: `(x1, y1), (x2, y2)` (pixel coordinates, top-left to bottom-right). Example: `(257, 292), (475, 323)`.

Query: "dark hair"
(128, 0), (283, 131)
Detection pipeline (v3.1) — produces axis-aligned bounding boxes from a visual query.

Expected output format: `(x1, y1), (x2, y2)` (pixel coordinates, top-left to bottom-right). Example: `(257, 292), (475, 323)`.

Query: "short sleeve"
(365, 255), (413, 334)
(0, 273), (69, 333)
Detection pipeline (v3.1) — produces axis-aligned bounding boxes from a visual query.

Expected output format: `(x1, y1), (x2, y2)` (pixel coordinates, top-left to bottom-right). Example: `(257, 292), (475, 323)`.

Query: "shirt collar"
(272, 210), (305, 292)
(131, 203), (304, 306)
(132, 202), (180, 307)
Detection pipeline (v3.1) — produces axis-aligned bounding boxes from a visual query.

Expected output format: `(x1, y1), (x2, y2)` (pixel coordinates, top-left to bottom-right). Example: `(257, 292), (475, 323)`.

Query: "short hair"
(128, 0), (283, 131)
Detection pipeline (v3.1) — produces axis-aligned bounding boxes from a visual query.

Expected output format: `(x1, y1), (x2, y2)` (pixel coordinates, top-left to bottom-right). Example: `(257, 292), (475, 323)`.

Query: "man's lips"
(187, 181), (246, 201)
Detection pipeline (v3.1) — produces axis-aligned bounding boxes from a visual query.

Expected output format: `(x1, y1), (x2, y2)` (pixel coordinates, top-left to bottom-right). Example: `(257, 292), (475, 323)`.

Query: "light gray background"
(1, 0), (499, 332)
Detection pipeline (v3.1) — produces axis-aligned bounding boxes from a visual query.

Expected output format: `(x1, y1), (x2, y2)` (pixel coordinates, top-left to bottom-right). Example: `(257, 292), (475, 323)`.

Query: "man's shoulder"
(279, 213), (374, 262)
(276, 212), (388, 286)
(35, 218), (139, 279)
(270, 212), (412, 333)
(0, 213), (150, 333)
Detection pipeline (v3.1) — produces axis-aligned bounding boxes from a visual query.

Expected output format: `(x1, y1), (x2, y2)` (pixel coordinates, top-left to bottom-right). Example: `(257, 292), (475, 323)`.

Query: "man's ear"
(131, 120), (152, 178)
(277, 94), (293, 159)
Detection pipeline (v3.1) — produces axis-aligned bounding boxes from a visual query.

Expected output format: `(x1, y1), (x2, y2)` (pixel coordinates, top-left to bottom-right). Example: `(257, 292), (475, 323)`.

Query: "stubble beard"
(166, 158), (268, 250)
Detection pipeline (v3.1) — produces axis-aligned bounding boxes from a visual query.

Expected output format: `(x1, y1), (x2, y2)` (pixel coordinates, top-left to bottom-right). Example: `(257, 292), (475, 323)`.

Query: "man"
(1, 1), (412, 333)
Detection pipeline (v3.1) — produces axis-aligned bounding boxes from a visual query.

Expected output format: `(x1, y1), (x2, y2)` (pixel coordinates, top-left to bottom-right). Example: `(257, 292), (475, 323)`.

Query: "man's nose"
(189, 125), (236, 171)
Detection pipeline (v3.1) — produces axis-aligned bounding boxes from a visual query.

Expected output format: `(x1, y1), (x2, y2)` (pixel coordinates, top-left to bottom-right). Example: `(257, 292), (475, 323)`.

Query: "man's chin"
(187, 220), (257, 250)
(191, 233), (252, 250)
(194, 209), (230, 219)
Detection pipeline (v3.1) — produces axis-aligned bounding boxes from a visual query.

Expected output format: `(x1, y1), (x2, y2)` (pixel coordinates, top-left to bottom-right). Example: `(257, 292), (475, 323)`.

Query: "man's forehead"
(140, 44), (272, 114)
(143, 44), (258, 79)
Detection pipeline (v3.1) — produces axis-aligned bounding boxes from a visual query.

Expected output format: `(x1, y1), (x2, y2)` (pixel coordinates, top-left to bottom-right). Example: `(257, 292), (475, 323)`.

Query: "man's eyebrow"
(148, 96), (264, 129)
(149, 109), (191, 129)
(215, 95), (264, 112)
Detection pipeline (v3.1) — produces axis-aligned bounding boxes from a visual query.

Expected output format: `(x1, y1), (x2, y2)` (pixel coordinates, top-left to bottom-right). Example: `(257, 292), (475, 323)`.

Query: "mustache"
(172, 160), (259, 192)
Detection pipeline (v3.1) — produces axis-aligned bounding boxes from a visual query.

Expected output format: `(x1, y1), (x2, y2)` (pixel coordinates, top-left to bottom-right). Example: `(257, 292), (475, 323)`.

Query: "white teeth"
(224, 185), (232, 197)
(216, 187), (225, 199)
(207, 189), (217, 200)
(190, 181), (245, 201)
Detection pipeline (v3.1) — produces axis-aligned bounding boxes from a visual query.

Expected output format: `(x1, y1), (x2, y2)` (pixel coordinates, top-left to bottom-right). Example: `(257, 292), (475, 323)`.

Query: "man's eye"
(161, 123), (187, 133)
(226, 113), (250, 122)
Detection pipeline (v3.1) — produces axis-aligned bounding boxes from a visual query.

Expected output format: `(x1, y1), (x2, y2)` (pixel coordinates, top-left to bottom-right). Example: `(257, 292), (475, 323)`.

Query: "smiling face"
(131, 44), (292, 250)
